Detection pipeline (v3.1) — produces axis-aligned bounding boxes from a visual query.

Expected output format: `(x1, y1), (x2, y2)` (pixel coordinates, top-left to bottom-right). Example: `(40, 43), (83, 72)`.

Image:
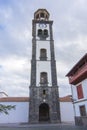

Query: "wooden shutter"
(77, 84), (84, 99)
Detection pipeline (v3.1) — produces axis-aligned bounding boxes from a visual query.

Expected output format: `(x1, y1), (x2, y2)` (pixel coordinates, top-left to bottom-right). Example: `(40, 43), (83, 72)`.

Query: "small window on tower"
(77, 84), (84, 99)
(44, 29), (48, 37)
(43, 90), (46, 95)
(40, 13), (44, 18)
(40, 49), (47, 60)
(46, 15), (48, 19)
(38, 29), (42, 36)
(40, 72), (48, 85)
(36, 14), (39, 19)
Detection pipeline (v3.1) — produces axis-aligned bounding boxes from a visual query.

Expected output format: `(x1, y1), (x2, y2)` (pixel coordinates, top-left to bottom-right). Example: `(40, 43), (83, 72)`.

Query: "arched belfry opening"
(34, 9), (49, 21)
(39, 103), (50, 122)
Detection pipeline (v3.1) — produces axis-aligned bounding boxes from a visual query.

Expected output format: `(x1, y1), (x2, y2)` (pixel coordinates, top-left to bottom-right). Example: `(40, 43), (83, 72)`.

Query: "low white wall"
(0, 102), (29, 123)
(0, 101), (74, 124)
(60, 102), (75, 123)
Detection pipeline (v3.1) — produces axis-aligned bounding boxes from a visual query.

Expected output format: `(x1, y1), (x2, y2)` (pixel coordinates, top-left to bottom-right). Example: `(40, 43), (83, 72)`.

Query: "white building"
(0, 97), (29, 123)
(0, 92), (8, 97)
(66, 53), (87, 126)
(60, 95), (74, 124)
(0, 96), (74, 124)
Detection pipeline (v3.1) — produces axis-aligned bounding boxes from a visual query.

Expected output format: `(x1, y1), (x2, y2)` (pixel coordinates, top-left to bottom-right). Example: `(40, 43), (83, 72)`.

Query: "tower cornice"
(32, 20), (53, 24)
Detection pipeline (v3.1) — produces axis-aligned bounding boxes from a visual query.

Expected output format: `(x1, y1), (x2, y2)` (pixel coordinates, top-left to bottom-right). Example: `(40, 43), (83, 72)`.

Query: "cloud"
(0, 56), (30, 96)
(0, 0), (87, 97)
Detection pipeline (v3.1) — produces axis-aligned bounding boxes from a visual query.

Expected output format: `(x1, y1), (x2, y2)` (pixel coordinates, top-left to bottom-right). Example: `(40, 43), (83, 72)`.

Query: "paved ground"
(0, 123), (87, 130)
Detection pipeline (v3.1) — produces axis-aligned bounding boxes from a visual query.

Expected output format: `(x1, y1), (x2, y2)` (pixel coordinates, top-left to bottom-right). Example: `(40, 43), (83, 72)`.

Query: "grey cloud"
(0, 0), (87, 96)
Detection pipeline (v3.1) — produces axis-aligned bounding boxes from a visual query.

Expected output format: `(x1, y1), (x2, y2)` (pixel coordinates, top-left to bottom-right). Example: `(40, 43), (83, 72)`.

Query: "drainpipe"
(70, 84), (76, 124)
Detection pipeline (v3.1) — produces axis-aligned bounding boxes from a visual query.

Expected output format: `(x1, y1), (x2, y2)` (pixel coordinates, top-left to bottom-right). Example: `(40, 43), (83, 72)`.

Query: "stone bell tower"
(29, 9), (61, 123)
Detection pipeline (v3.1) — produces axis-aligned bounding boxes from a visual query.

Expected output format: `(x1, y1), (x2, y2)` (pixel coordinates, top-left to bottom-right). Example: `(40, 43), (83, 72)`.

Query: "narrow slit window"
(43, 90), (46, 95)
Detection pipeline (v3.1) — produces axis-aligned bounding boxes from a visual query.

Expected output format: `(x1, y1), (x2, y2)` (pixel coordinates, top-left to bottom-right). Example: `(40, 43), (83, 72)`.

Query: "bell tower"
(29, 9), (61, 123)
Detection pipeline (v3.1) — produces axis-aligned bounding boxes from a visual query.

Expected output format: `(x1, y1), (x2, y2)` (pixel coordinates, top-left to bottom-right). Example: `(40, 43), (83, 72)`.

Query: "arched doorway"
(39, 103), (50, 121)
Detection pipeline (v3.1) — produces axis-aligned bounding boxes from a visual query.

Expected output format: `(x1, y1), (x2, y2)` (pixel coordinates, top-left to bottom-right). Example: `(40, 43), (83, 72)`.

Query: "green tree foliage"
(0, 104), (16, 114)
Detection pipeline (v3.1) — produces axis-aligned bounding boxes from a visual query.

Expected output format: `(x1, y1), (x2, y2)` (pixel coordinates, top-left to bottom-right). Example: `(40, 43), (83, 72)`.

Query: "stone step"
(0, 124), (87, 130)
(26, 125), (86, 130)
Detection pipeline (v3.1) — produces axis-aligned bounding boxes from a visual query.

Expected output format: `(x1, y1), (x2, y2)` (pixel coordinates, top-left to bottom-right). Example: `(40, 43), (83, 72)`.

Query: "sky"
(0, 0), (87, 97)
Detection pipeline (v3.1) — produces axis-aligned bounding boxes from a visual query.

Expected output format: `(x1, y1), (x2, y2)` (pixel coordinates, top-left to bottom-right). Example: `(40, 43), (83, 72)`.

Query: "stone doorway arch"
(39, 103), (50, 122)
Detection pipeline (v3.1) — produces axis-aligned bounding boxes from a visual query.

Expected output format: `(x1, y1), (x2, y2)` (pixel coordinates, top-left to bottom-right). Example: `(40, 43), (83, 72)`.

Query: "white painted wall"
(71, 85), (77, 101)
(36, 61), (52, 86)
(36, 40), (52, 86)
(72, 78), (87, 117)
(74, 101), (87, 116)
(0, 101), (74, 123)
(36, 41), (51, 60)
(0, 102), (29, 123)
(60, 102), (74, 123)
